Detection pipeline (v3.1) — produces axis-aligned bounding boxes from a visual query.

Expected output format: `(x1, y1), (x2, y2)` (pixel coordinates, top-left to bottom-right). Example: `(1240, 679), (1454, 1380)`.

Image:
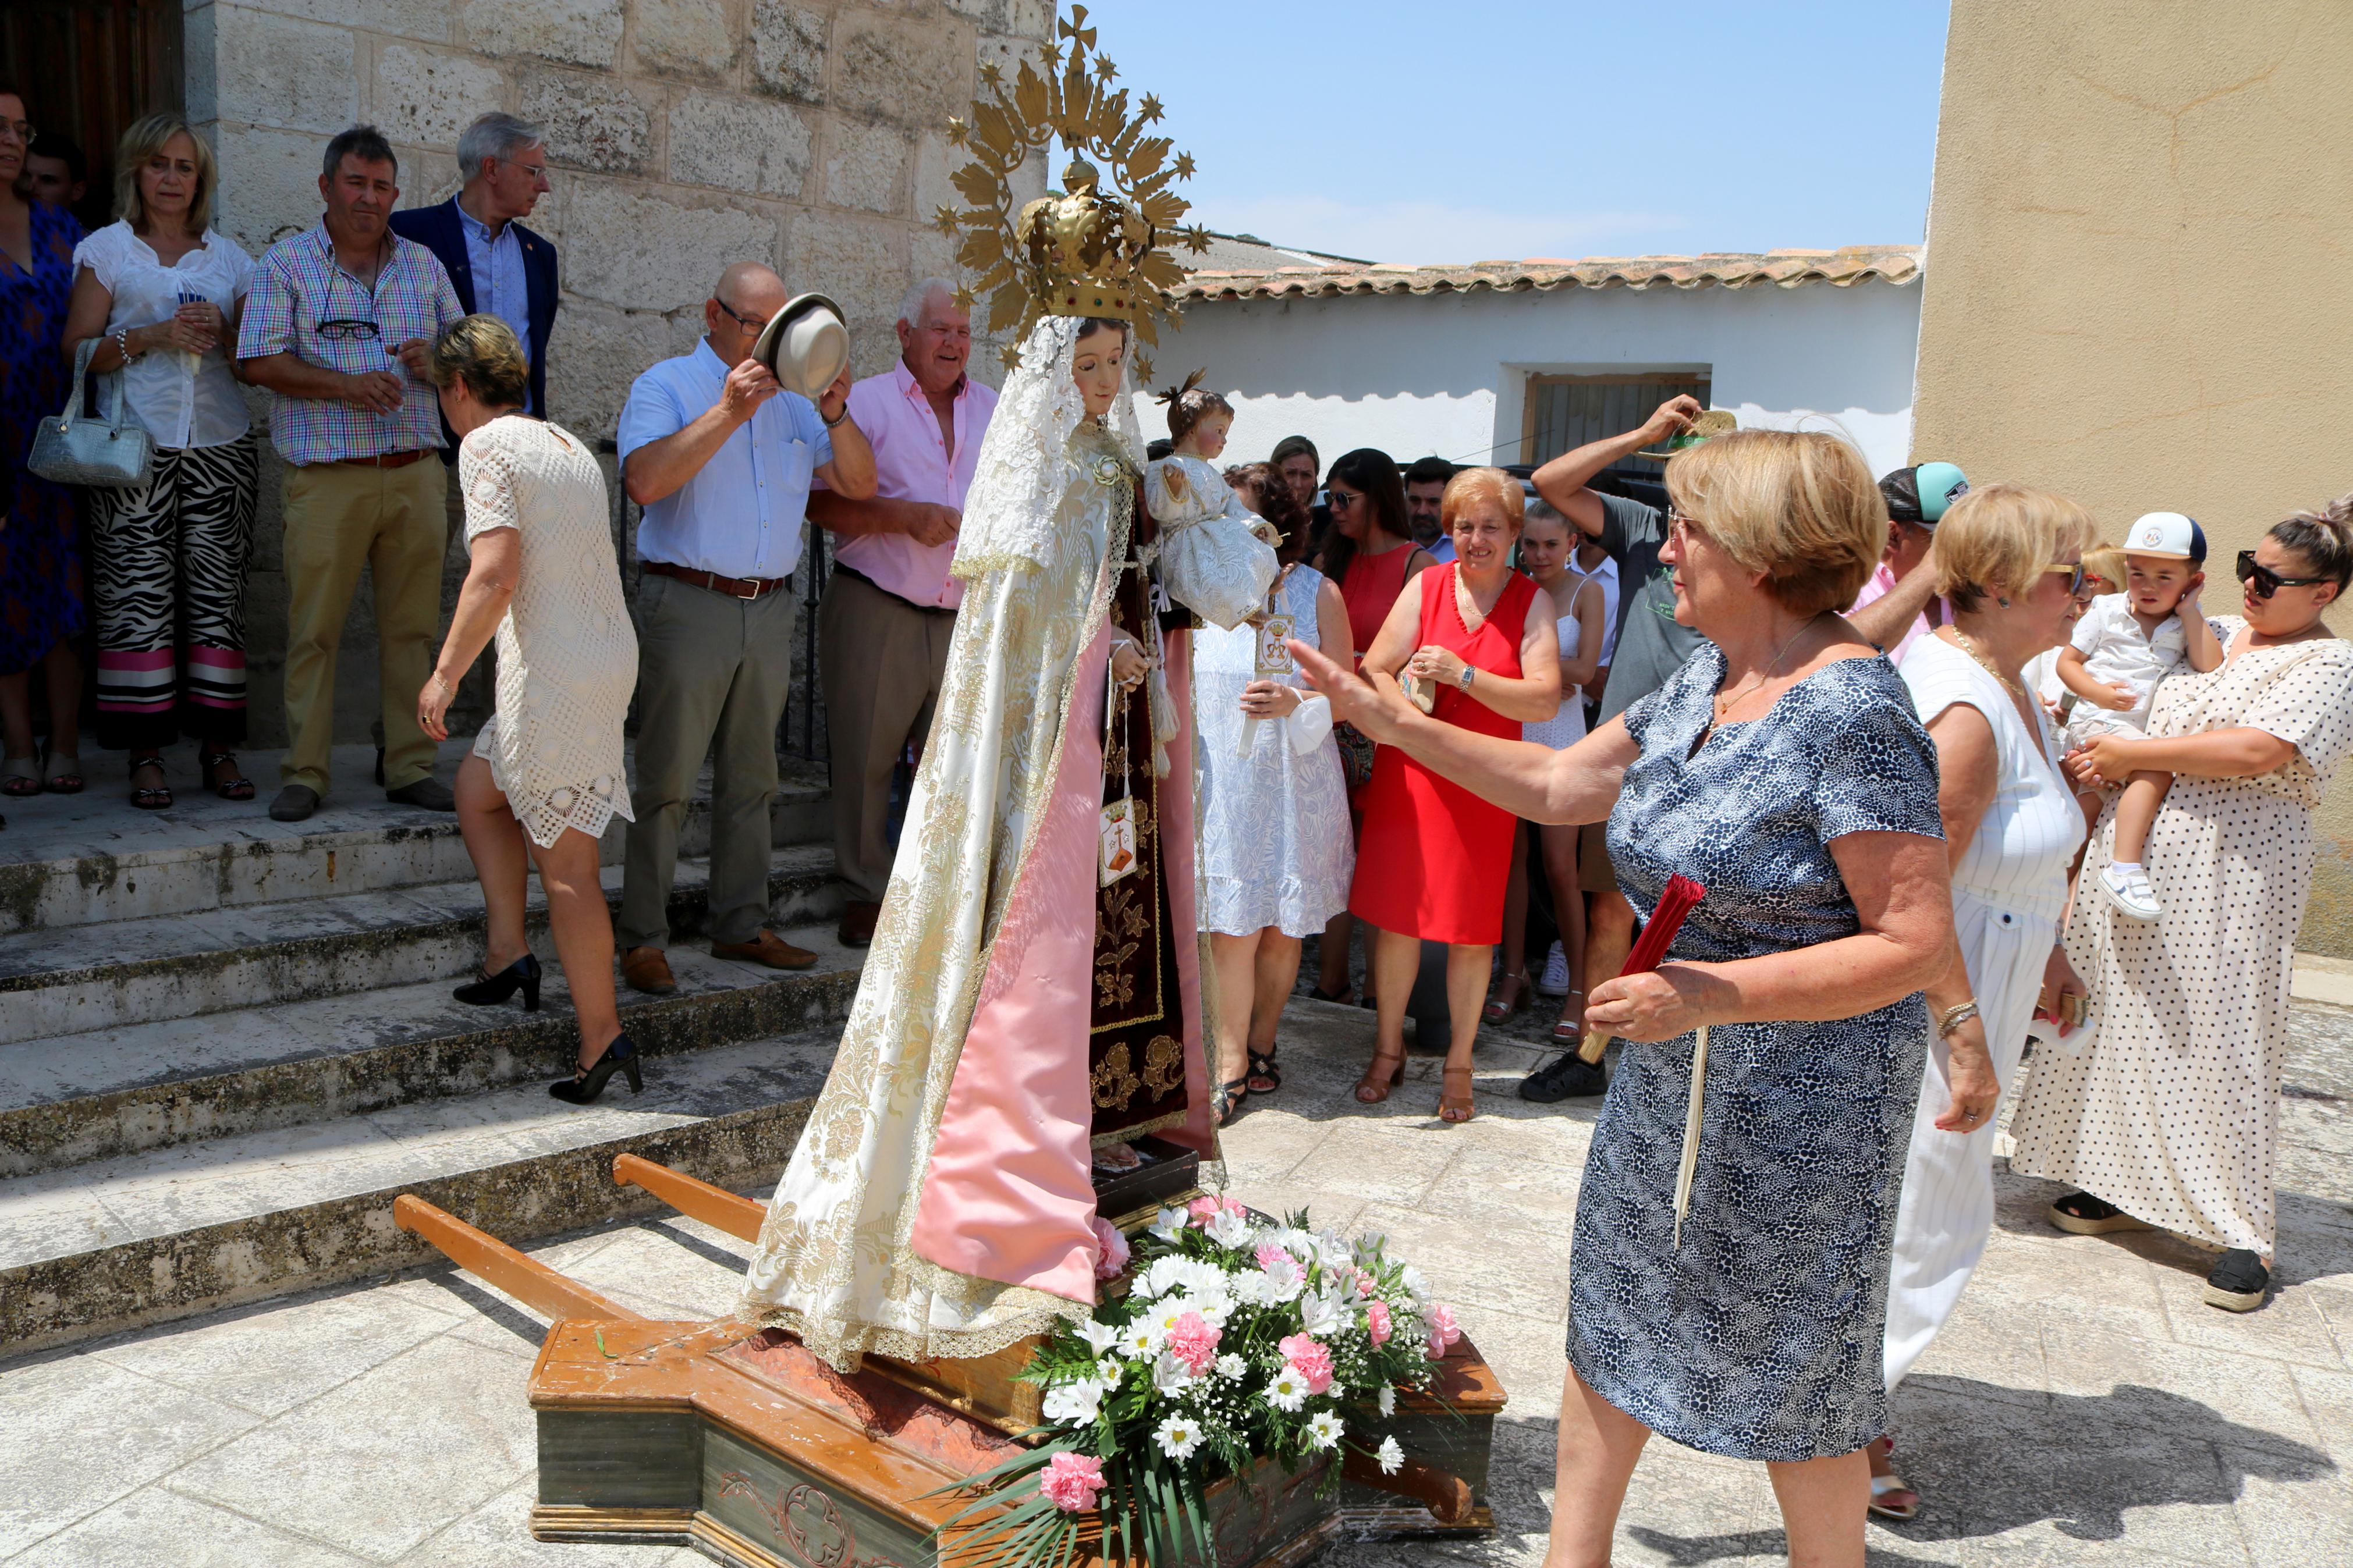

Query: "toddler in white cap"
(2058, 511), (2224, 920)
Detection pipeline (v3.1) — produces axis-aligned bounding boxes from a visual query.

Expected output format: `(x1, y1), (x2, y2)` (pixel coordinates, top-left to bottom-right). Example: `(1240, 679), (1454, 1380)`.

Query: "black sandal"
(201, 749), (255, 801)
(2049, 1191), (2154, 1236)
(129, 753), (173, 811)
(1308, 982), (1355, 1006)
(1214, 1076), (1250, 1127)
(1245, 1048), (1281, 1096)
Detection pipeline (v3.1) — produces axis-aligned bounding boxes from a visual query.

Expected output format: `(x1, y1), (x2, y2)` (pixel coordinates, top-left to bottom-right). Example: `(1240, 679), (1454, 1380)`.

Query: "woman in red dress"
(1311, 449), (1435, 1002)
(1351, 468), (1563, 1121)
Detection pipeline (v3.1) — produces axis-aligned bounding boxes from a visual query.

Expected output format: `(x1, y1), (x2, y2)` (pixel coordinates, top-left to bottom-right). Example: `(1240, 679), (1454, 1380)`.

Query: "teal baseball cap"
(1880, 461), (1970, 527)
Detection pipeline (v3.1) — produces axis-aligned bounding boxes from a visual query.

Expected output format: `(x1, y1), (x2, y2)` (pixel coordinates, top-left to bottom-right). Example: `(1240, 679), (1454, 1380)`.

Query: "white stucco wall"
(1140, 279), (1923, 479)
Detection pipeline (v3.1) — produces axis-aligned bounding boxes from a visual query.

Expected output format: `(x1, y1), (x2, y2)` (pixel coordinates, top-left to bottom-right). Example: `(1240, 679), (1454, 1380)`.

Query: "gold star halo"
(934, 3), (1211, 360)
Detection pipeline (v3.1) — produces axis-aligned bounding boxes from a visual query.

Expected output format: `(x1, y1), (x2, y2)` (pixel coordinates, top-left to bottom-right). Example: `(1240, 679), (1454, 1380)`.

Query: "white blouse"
(72, 222), (255, 450)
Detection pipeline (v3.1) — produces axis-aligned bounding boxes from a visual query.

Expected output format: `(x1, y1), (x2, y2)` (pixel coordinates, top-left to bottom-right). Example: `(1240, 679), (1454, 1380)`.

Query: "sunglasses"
(2042, 561), (2091, 598)
(1325, 490), (1362, 510)
(2236, 550), (2330, 598)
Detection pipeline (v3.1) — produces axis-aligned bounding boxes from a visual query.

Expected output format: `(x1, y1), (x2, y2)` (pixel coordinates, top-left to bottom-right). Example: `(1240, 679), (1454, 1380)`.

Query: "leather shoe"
(713, 929), (819, 971)
(838, 899), (881, 948)
(620, 945), (677, 995)
(269, 783), (320, 822)
(385, 776), (457, 812)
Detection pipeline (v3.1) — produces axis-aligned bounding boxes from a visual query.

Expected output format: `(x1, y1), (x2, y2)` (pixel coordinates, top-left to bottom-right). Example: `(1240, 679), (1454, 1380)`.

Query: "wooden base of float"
(392, 1154), (1504, 1566)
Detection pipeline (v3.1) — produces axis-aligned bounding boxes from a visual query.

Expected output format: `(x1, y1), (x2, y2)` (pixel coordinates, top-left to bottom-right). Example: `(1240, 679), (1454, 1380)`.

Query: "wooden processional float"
(395, 1140), (1506, 1568)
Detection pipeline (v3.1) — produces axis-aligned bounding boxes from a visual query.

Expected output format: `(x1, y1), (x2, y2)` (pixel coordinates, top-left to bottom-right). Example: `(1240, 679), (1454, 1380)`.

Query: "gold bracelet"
(1936, 1000), (1981, 1039)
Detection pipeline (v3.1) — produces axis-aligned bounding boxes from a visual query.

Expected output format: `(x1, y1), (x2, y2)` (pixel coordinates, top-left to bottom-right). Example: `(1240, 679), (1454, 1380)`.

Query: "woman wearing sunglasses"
(2011, 503), (2353, 1314)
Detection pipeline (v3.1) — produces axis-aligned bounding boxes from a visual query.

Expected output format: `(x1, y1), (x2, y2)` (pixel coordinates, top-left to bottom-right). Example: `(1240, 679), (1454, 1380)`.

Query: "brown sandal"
(1354, 1043), (1406, 1104)
(1482, 970), (1532, 1025)
(1439, 1064), (1477, 1123)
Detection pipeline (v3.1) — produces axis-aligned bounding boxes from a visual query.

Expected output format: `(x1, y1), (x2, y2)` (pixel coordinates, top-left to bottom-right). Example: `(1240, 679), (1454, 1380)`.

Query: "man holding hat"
(614, 262), (875, 994)
(1848, 460), (1969, 663)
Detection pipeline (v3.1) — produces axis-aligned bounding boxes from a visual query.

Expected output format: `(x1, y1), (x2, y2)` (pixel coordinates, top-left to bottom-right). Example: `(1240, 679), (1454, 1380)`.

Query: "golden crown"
(935, 5), (1210, 372)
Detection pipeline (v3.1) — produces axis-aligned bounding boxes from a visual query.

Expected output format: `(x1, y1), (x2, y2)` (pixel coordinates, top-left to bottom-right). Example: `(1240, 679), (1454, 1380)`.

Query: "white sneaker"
(1535, 942), (1571, 997)
(2097, 862), (2162, 922)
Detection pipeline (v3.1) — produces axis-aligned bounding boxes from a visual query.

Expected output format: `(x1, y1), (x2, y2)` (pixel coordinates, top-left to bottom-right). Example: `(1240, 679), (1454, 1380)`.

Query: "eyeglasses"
(2042, 561), (2091, 598)
(315, 317), (381, 341)
(1325, 490), (1361, 511)
(0, 118), (31, 143)
(2237, 550), (2331, 598)
(1669, 511), (1708, 545)
(712, 296), (764, 332)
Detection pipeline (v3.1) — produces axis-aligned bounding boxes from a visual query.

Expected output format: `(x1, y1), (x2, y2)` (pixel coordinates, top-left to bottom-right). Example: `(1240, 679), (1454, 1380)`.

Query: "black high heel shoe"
(550, 1033), (642, 1104)
(454, 952), (542, 1010)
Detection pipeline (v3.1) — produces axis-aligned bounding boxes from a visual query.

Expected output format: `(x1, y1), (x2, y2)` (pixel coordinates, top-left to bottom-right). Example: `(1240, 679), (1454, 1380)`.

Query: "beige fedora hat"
(752, 292), (850, 400)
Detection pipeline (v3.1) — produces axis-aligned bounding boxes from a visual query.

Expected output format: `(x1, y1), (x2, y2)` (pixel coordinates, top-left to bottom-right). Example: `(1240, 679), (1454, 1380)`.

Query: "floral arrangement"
(935, 1196), (1463, 1568)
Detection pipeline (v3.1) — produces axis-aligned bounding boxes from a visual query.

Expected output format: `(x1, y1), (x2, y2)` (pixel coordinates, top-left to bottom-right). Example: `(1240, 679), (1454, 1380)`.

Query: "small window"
(1521, 373), (1712, 469)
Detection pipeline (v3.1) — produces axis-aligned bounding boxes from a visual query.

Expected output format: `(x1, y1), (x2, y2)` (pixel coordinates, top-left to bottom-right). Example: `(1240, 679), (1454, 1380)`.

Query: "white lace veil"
(952, 316), (1146, 579)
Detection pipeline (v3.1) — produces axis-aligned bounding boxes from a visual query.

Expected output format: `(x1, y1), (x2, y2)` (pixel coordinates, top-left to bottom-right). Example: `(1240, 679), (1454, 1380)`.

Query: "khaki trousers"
(279, 457), (448, 794)
(819, 568), (957, 905)
(620, 572), (797, 950)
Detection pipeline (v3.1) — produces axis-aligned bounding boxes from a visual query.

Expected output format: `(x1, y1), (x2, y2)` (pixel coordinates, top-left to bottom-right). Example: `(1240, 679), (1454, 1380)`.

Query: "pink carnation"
(1091, 1218), (1130, 1281)
(1279, 1332), (1335, 1395)
(1255, 1242), (1292, 1272)
(1187, 1196), (1221, 1225)
(1040, 1452), (1106, 1513)
(1424, 1303), (1462, 1361)
(1166, 1310), (1222, 1374)
(1351, 1267), (1379, 1299)
(1366, 1299), (1392, 1346)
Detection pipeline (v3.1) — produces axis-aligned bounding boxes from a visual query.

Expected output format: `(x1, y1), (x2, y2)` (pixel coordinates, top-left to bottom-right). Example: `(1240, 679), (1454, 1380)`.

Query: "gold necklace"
(1714, 614), (1825, 720)
(1950, 628), (2029, 702)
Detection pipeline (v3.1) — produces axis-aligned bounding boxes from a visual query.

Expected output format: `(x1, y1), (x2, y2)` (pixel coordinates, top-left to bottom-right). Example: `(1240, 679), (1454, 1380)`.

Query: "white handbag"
(28, 339), (155, 489)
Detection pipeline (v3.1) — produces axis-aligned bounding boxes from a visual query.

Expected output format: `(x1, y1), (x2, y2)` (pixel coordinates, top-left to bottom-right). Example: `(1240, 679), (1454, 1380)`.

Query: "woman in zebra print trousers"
(62, 113), (262, 807)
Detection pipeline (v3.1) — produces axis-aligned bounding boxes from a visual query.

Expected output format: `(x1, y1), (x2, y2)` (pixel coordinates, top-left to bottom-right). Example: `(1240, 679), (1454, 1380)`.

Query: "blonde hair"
(427, 314), (531, 408)
(114, 113), (216, 235)
(1664, 429), (1884, 616)
(1439, 467), (1525, 534)
(1932, 483), (2099, 612)
(2081, 544), (2129, 596)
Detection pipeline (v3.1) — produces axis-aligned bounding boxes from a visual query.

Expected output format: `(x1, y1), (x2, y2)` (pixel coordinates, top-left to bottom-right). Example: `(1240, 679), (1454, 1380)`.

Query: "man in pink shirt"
(810, 279), (998, 947)
(1849, 460), (1968, 664)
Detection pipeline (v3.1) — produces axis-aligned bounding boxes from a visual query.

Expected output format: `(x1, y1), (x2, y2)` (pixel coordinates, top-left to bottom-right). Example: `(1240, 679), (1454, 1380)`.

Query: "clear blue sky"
(1074, 1), (1951, 264)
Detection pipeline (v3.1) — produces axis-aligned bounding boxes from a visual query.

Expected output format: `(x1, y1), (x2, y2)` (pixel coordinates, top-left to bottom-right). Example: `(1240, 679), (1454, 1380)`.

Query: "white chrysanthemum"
(1117, 1321), (1162, 1360)
(1148, 1207), (1188, 1243)
(1214, 1353), (1247, 1381)
(1376, 1435), (1404, 1475)
(1184, 1286), (1234, 1329)
(1229, 1269), (1280, 1309)
(1135, 1254), (1188, 1300)
(1176, 1257), (1228, 1295)
(1078, 1318), (1123, 1354)
(1204, 1208), (1254, 1249)
(1400, 1264), (1432, 1304)
(1377, 1384), (1396, 1417)
(1091, 1357), (1127, 1393)
(1041, 1378), (1102, 1425)
(1306, 1410), (1344, 1450)
(1263, 1367), (1308, 1413)
(1155, 1413), (1203, 1460)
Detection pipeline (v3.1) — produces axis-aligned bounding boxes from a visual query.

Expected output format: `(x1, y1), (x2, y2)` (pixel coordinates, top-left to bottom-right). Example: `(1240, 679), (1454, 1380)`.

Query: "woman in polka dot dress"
(2011, 504), (2353, 1311)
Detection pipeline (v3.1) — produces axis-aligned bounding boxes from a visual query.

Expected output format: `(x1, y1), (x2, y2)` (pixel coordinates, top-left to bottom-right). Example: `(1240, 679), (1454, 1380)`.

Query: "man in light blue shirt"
(613, 261), (876, 993)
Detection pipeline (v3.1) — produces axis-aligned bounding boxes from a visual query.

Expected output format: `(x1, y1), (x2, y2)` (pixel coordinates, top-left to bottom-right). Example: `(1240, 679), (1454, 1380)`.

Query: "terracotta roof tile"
(1177, 244), (1923, 303)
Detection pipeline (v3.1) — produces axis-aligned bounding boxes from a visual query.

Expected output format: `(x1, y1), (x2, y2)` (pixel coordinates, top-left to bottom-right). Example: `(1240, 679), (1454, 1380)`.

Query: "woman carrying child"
(2013, 502), (2353, 1313)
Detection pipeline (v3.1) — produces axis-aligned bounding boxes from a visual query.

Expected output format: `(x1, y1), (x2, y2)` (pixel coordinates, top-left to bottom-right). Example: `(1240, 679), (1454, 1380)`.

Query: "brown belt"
(643, 560), (791, 599)
(333, 449), (432, 470)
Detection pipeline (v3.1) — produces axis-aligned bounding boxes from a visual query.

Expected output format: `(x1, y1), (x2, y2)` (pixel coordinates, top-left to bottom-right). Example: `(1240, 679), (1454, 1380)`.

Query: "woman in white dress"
(1488, 500), (1605, 1044)
(2014, 503), (2353, 1313)
(1190, 467), (1354, 1120)
(416, 317), (640, 1102)
(1869, 484), (2093, 1519)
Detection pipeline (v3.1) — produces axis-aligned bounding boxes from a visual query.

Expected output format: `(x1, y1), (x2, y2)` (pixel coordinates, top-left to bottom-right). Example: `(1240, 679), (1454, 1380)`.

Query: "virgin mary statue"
(739, 301), (1269, 1369)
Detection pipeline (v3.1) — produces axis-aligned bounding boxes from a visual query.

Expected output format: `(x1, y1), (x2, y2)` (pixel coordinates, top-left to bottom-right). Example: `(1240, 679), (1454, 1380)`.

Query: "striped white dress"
(1883, 635), (2083, 1391)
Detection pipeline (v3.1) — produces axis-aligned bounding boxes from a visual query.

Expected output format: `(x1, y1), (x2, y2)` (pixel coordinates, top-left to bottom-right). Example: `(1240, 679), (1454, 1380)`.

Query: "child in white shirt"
(2057, 512), (2224, 920)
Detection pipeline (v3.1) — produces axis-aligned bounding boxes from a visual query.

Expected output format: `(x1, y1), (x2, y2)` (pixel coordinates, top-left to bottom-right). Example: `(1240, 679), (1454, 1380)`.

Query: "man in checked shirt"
(238, 125), (463, 822)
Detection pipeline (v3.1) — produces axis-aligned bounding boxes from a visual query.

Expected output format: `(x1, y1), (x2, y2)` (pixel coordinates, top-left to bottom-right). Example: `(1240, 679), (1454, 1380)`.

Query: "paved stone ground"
(5, 996), (2350, 1567)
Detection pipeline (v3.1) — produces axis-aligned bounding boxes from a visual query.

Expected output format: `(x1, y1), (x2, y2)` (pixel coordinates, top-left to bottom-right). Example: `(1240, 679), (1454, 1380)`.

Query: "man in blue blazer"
(389, 111), (558, 429)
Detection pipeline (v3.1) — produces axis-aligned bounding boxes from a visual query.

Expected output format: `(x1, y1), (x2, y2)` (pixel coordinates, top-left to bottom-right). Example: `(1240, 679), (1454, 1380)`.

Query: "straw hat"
(1631, 408), (1737, 461)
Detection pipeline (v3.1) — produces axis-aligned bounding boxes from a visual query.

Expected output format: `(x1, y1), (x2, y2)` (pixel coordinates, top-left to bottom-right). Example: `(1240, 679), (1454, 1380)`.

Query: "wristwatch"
(1456, 664), (1477, 692)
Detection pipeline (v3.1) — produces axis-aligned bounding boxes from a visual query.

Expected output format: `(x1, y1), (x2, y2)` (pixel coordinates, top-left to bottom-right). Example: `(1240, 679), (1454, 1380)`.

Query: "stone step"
(0, 926), (864, 1181)
(0, 738), (833, 936)
(0, 1025), (841, 1359)
(0, 844), (842, 1047)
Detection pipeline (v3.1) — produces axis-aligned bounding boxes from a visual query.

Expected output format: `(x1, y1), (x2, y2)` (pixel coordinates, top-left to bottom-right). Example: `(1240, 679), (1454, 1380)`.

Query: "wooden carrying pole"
(393, 1194), (642, 1324)
(613, 1153), (765, 1242)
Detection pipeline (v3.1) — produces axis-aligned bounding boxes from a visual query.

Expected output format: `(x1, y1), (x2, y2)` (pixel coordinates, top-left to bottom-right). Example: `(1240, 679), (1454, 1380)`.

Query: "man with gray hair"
(807, 278), (997, 947)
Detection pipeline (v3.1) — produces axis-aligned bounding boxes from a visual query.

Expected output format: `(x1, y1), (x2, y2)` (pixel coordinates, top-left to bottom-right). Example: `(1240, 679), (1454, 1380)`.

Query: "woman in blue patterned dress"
(1296, 429), (1951, 1567)
(0, 83), (90, 802)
